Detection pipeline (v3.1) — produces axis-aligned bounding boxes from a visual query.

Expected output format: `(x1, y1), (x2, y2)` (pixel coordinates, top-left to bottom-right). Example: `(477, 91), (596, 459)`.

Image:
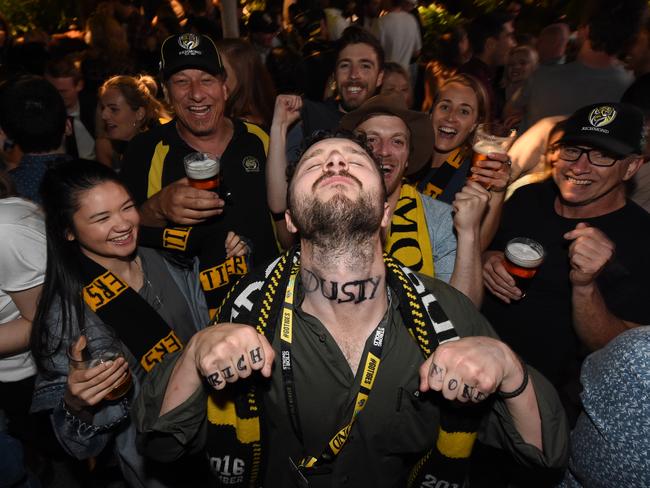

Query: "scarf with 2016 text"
(203, 247), (485, 487)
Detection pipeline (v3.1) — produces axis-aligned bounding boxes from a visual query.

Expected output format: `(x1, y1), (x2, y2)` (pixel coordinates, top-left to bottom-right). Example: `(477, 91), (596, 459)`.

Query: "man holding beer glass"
(121, 33), (278, 313)
(481, 102), (650, 423)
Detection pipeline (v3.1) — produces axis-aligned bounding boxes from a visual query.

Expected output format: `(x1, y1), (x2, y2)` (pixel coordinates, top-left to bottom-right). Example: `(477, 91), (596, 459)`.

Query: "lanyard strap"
(280, 266), (386, 469)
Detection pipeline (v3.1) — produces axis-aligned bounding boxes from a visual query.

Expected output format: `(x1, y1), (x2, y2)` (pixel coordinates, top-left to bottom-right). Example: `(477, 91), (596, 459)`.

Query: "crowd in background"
(0, 0), (649, 486)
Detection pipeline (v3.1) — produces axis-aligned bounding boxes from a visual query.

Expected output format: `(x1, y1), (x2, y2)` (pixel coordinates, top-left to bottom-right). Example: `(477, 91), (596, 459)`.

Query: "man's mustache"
(312, 169), (363, 191)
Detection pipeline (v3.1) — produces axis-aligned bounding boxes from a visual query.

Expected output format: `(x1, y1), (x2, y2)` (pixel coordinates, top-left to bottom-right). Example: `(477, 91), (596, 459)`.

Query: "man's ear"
(65, 116), (73, 137)
(376, 69), (384, 89)
(285, 209), (298, 234)
(623, 156), (644, 181)
(380, 200), (391, 229)
(65, 229), (75, 241)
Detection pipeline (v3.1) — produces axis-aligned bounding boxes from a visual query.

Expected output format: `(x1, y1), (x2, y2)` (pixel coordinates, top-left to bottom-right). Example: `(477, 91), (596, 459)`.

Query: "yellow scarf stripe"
(385, 184), (435, 278)
(243, 122), (270, 156)
(147, 141), (170, 199)
(435, 430), (478, 459)
(206, 395), (260, 444)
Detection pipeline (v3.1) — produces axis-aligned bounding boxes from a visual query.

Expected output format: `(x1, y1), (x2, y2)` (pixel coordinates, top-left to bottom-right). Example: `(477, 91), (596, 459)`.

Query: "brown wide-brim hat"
(339, 94), (434, 176)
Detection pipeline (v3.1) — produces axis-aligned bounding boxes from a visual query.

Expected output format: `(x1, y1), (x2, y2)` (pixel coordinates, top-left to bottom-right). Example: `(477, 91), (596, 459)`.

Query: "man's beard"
(290, 180), (384, 268)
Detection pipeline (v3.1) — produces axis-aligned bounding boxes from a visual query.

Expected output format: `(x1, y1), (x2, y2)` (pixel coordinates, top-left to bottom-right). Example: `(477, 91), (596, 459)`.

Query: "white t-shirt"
(378, 11), (422, 70)
(0, 197), (46, 382)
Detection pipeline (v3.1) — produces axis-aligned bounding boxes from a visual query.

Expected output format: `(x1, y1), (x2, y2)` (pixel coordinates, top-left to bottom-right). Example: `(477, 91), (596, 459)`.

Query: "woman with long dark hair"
(30, 160), (209, 487)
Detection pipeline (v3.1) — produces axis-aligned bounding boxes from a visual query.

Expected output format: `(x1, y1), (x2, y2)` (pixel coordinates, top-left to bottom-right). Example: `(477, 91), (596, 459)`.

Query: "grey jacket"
(31, 247), (209, 488)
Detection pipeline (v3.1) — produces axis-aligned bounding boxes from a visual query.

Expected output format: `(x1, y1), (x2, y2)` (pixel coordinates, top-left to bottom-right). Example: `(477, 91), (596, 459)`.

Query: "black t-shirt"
(481, 181), (650, 386)
(121, 119), (279, 313)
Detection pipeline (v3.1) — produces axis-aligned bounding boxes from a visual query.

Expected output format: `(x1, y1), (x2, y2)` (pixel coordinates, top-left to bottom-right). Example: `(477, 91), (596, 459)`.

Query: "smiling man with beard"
(135, 131), (568, 488)
(267, 26), (385, 245)
(482, 102), (650, 426)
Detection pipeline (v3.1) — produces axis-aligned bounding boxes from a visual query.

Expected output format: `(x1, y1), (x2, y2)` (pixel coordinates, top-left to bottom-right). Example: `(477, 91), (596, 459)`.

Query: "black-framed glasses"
(549, 144), (620, 167)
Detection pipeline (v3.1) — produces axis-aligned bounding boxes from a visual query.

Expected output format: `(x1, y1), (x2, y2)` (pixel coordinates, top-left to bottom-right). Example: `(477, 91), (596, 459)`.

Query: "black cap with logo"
(557, 102), (645, 157)
(159, 33), (225, 81)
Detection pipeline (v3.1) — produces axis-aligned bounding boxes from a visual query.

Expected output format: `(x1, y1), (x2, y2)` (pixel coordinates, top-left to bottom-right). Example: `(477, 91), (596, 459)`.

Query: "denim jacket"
(31, 247), (209, 488)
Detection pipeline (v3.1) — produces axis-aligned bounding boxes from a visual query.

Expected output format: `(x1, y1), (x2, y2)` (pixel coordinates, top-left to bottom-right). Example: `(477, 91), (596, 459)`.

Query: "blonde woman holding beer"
(415, 73), (513, 247)
(30, 160), (210, 487)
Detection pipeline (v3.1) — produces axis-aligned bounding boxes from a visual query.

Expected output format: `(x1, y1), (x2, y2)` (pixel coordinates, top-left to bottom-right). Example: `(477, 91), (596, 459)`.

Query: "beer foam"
(506, 242), (543, 268)
(473, 140), (505, 155)
(185, 158), (219, 180)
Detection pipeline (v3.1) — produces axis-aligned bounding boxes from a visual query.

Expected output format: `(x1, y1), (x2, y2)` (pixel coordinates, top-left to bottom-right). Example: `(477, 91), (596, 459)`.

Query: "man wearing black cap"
(482, 102), (650, 423)
(121, 33), (278, 315)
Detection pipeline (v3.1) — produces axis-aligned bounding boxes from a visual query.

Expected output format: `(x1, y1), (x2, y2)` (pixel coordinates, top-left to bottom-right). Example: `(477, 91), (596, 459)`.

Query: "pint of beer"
(471, 123), (516, 188)
(503, 237), (545, 296)
(184, 152), (221, 191)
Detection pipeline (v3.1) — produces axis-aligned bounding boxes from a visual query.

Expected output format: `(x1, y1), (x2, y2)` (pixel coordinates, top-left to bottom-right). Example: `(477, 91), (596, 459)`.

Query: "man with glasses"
(481, 103), (650, 426)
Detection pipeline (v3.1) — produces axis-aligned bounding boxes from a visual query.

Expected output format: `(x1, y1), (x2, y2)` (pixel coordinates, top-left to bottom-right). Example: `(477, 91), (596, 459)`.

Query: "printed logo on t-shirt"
(242, 156), (260, 173)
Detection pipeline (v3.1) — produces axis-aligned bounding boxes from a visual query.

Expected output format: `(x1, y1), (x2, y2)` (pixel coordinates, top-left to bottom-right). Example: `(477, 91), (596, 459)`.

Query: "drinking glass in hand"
(68, 325), (133, 401)
(183, 152), (221, 191)
(503, 237), (545, 298)
(471, 123), (516, 188)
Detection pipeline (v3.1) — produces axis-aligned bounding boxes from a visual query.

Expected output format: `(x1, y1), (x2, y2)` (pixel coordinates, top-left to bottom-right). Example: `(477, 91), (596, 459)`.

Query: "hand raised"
(565, 222), (615, 287)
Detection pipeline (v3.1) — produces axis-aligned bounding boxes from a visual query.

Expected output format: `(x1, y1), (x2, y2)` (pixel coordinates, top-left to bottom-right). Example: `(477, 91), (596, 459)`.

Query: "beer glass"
(471, 123), (516, 187)
(68, 325), (133, 401)
(502, 237), (545, 297)
(183, 152), (221, 191)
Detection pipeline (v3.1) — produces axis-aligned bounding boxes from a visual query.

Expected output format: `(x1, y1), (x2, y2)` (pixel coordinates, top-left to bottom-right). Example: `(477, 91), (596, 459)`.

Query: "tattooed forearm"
(303, 268), (382, 304)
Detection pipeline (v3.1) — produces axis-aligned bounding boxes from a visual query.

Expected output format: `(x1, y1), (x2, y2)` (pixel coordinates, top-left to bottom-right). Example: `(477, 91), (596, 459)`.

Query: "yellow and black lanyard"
(280, 267), (386, 483)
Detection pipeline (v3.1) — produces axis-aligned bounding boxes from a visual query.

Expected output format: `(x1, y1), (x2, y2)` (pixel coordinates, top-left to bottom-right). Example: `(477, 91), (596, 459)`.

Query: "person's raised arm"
(566, 223), (642, 350)
(469, 152), (511, 250)
(267, 95), (303, 249)
(449, 182), (489, 306)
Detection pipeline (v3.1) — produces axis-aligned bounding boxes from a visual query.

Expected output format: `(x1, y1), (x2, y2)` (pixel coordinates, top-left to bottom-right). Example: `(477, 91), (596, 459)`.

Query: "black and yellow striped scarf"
(205, 248), (484, 487)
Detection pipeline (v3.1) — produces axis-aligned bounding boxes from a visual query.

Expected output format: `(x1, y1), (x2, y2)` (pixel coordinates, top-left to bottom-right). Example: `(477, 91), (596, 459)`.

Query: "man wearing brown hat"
(482, 102), (650, 424)
(121, 33), (278, 315)
(338, 94), (490, 305)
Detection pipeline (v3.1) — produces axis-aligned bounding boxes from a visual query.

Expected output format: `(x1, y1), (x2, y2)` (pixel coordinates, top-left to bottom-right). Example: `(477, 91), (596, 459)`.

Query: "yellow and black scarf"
(138, 225), (249, 319)
(79, 253), (182, 372)
(417, 148), (469, 200)
(204, 248), (485, 487)
(385, 184), (435, 278)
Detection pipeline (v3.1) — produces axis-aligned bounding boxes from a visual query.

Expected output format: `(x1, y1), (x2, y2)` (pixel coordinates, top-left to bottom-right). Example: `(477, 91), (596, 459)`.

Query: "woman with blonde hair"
(96, 74), (170, 170)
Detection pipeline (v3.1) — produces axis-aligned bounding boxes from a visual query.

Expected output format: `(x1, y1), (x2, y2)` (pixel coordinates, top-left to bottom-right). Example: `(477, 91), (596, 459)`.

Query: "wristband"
(499, 357), (528, 399)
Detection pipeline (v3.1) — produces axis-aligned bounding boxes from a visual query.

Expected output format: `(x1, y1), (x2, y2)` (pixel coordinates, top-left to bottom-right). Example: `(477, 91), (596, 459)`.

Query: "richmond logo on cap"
(588, 106), (617, 128)
(178, 33), (200, 50)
